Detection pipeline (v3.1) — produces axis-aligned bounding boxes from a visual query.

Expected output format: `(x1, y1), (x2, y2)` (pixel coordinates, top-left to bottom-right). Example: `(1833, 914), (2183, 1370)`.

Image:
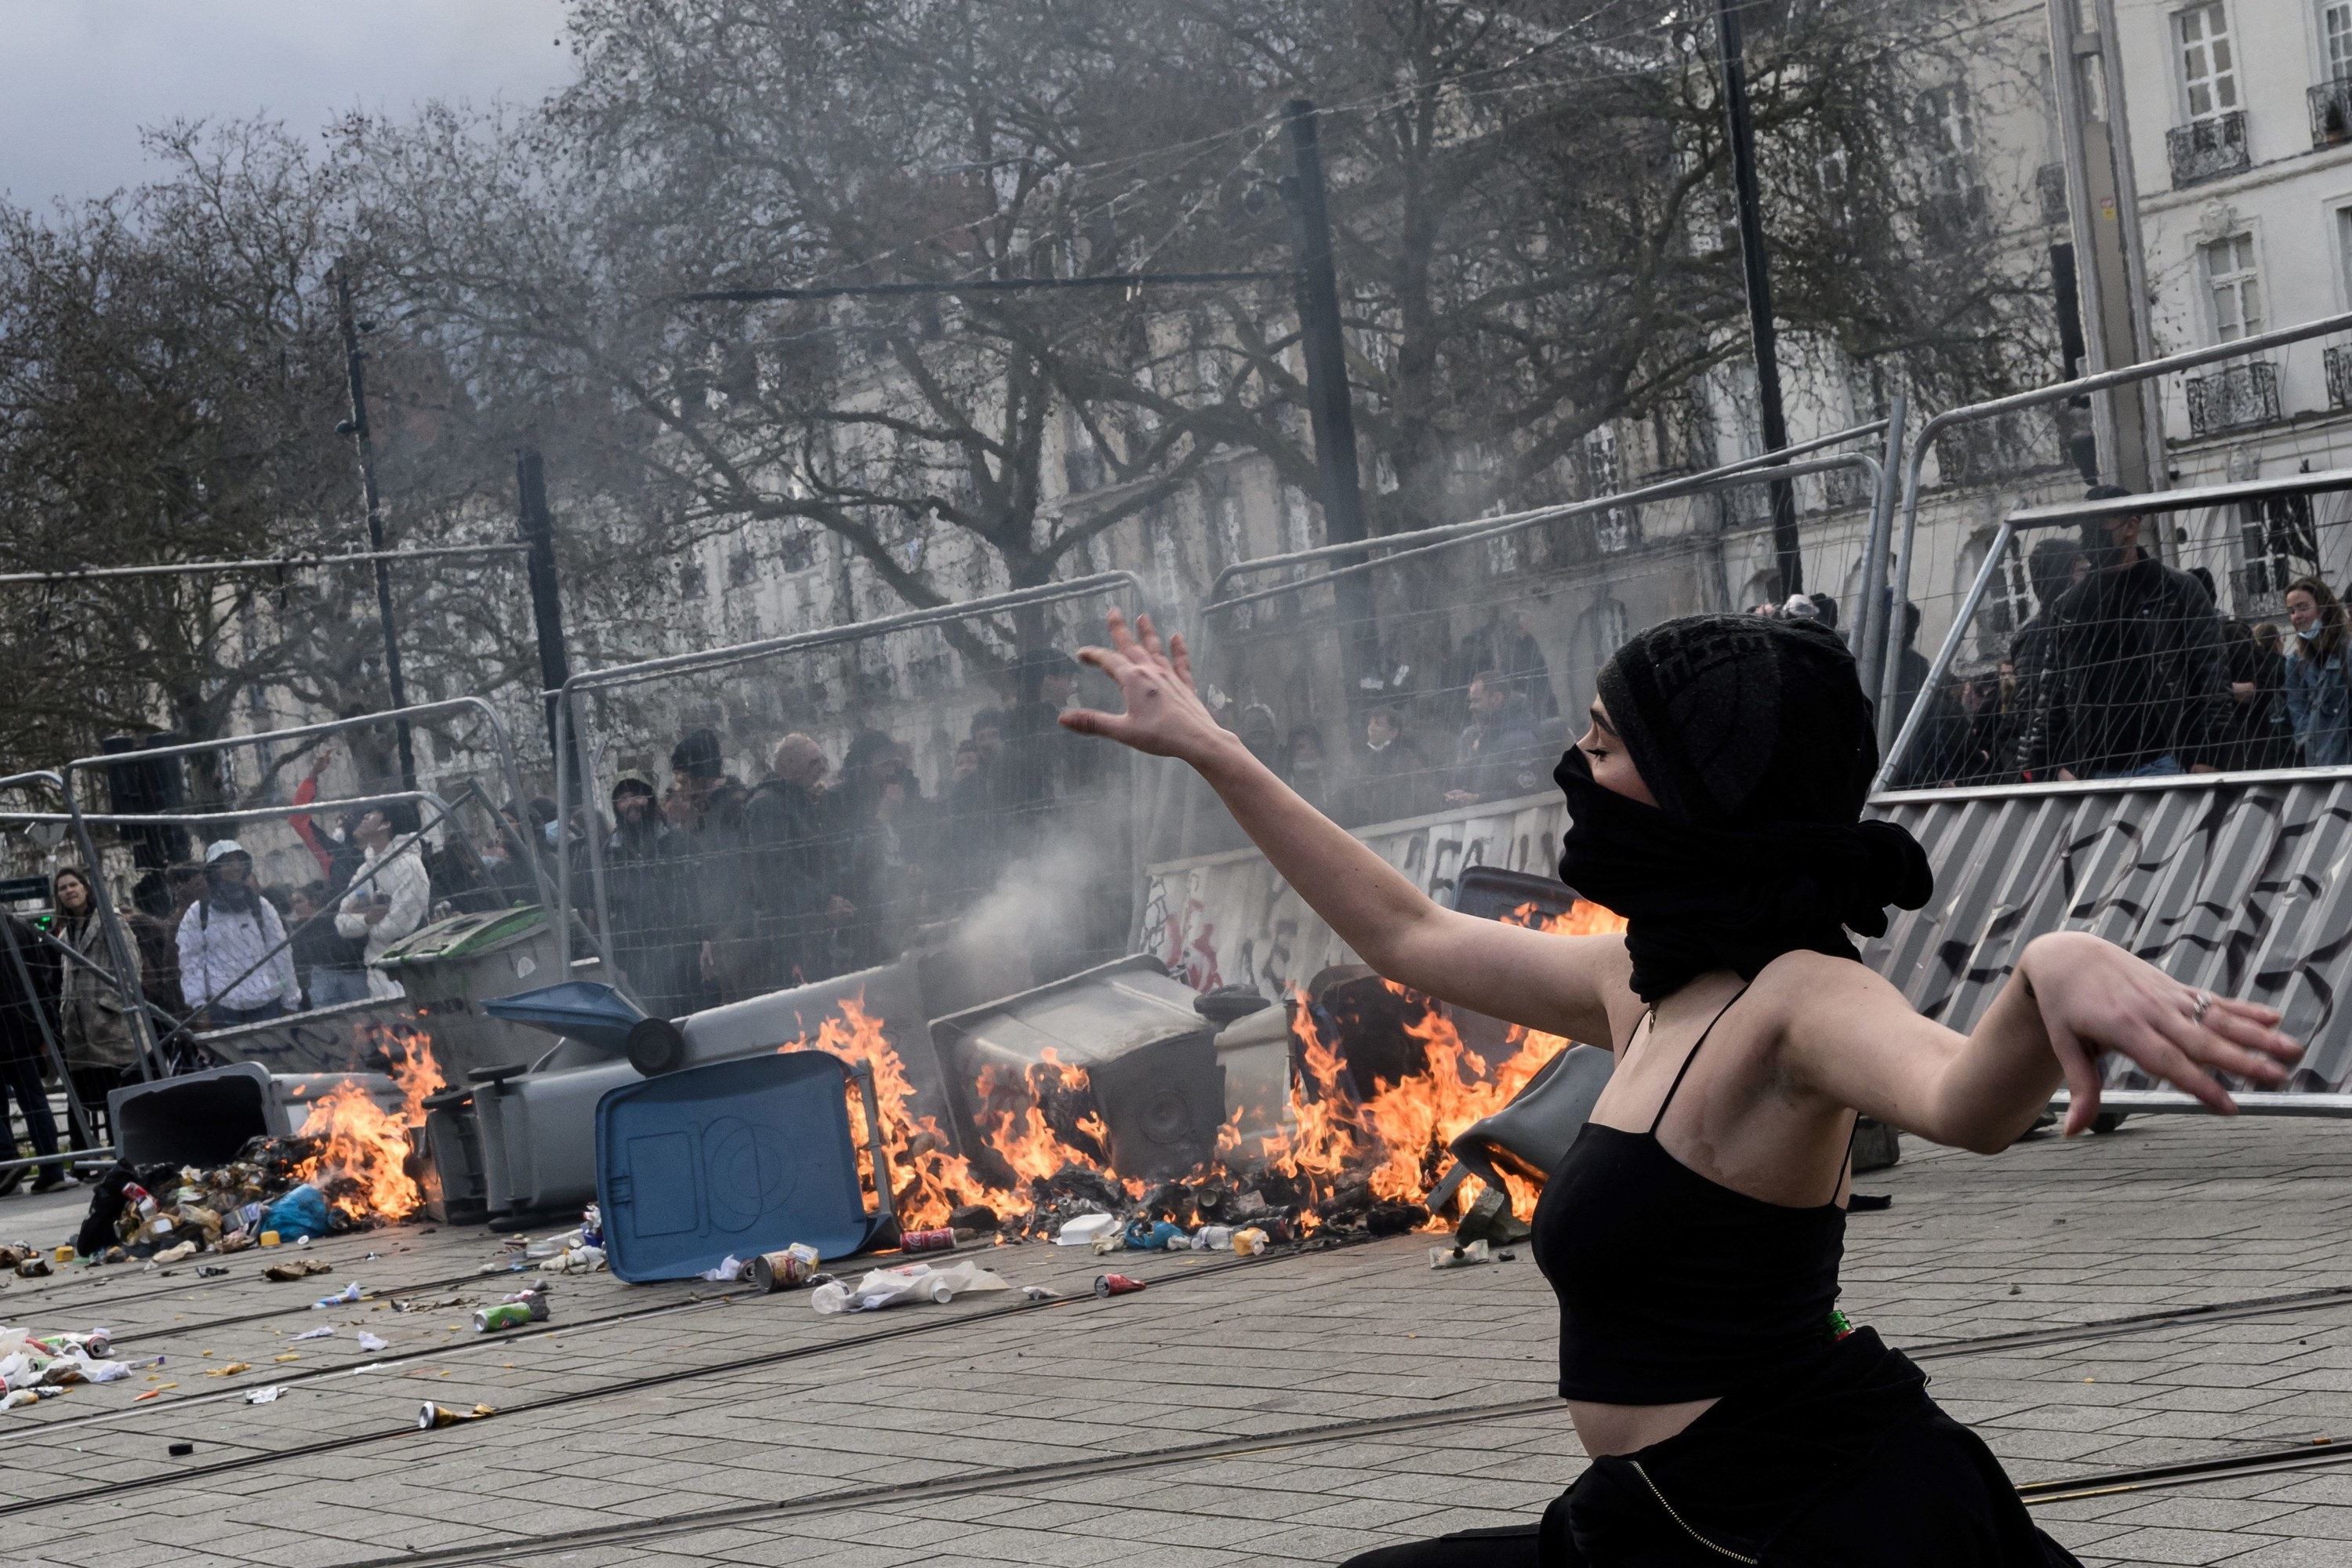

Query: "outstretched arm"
(1778, 932), (2301, 1149)
(1062, 611), (1628, 1046)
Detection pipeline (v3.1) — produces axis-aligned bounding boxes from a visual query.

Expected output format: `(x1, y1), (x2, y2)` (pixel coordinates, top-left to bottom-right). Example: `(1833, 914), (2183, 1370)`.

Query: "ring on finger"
(2188, 990), (2213, 1025)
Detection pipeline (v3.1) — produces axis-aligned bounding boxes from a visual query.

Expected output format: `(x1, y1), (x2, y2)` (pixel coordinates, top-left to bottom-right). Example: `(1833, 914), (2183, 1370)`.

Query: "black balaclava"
(1560, 613), (1932, 1003)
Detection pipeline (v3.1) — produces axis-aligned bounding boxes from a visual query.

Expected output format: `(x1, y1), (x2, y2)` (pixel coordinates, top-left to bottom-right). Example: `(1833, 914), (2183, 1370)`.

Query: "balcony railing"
(2314, 80), (2352, 149)
(2168, 111), (2251, 188)
(2184, 361), (2280, 437)
(2327, 344), (2352, 411)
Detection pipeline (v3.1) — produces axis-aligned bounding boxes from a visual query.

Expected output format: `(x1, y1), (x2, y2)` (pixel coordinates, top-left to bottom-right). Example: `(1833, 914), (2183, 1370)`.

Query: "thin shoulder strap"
(1832, 1110), (1862, 1205)
(1648, 984), (1752, 1136)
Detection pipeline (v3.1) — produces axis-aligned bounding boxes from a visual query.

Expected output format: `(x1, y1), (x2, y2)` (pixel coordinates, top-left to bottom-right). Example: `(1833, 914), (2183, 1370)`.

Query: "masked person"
(1060, 608), (2298, 1568)
(177, 841), (301, 1029)
(2281, 575), (2352, 767)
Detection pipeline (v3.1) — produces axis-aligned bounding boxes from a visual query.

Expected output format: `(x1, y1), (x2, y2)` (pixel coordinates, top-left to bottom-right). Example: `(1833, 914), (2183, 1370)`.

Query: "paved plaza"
(4, 1113), (2352, 1566)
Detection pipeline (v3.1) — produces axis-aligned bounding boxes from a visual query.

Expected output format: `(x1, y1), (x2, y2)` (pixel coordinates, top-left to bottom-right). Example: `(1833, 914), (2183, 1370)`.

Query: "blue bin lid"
(481, 981), (647, 1054)
(594, 1051), (879, 1282)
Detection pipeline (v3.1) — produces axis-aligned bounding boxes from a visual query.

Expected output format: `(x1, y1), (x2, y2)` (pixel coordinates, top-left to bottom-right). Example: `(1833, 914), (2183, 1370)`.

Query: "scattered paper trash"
(2, 1389), (38, 1410)
(290, 1327), (333, 1342)
(1429, 1240), (1492, 1270)
(151, 1241), (198, 1265)
(310, 1282), (362, 1308)
(1019, 1286), (1061, 1301)
(263, 1259), (332, 1283)
(357, 1332), (387, 1353)
(697, 1255), (745, 1283)
(205, 1363), (252, 1378)
(244, 1385), (286, 1404)
(808, 1261), (1011, 1315)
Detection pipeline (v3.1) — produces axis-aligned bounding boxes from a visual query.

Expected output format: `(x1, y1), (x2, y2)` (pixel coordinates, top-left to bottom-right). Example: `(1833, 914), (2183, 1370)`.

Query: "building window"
(1958, 528), (2034, 662)
(2203, 233), (2262, 341)
(2328, 2), (2352, 81)
(1582, 426), (1635, 554)
(2238, 495), (2319, 613)
(2177, 3), (2238, 122)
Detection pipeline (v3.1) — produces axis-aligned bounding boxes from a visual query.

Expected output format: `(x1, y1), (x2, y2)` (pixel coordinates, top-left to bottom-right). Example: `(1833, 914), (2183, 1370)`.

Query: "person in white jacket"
(178, 841), (303, 1026)
(336, 800), (433, 1000)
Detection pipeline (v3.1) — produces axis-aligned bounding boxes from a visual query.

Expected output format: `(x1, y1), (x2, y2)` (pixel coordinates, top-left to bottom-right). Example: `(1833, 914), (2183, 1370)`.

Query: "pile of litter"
(70, 1137), (368, 1263)
(989, 1167), (1433, 1254)
(0, 1324), (162, 1410)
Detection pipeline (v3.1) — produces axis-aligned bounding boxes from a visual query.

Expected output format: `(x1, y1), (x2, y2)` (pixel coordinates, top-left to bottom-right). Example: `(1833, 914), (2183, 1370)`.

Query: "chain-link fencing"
(554, 573), (1168, 1021)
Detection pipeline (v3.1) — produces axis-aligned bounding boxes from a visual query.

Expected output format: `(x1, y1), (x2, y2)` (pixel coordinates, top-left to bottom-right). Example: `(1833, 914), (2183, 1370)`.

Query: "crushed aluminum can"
(747, 1244), (821, 1293)
(417, 1402), (495, 1429)
(898, 1227), (956, 1253)
(1093, 1272), (1146, 1298)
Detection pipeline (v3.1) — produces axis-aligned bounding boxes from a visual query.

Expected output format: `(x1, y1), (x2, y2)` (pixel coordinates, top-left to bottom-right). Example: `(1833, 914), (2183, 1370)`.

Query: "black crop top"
(1531, 988), (1850, 1405)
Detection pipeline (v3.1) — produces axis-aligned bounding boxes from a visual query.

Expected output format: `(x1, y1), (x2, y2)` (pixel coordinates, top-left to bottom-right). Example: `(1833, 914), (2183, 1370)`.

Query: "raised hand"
(2020, 931), (2303, 1135)
(1058, 609), (1231, 764)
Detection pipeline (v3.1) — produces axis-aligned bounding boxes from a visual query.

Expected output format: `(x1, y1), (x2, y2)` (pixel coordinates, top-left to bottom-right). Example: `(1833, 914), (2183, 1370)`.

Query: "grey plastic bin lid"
(594, 1051), (881, 1281)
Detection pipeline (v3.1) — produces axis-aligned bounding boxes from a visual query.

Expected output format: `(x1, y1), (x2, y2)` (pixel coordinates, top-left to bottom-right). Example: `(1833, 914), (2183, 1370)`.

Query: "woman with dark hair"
(52, 866), (143, 1142)
(1062, 609), (2299, 1566)
(2282, 575), (2351, 766)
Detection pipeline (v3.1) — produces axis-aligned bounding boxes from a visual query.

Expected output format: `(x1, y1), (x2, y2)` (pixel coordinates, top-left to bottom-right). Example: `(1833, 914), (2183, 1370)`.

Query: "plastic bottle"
(1193, 1225), (1234, 1251)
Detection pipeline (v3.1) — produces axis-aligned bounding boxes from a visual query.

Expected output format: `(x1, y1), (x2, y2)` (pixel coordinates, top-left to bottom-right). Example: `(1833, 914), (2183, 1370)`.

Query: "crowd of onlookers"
(1889, 496), (2351, 788)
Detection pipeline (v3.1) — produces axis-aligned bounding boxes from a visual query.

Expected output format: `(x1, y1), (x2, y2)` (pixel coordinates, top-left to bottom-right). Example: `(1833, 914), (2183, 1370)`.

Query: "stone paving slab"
(5, 1114), (2352, 1563)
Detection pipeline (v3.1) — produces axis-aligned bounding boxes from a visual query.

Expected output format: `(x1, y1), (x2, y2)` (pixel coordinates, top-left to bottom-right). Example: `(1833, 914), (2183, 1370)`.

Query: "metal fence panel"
(1868, 771), (2352, 1085)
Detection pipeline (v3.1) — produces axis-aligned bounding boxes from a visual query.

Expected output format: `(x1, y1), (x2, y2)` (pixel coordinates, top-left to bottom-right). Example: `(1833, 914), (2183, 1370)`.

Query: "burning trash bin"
(931, 956), (1225, 1185)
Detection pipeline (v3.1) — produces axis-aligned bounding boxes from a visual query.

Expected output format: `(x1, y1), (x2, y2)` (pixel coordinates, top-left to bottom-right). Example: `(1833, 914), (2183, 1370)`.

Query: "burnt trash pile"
(70, 1132), (380, 1265)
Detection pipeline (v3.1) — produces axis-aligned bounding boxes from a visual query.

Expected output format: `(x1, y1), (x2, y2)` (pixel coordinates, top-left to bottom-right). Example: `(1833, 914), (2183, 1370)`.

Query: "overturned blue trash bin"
(594, 1051), (897, 1282)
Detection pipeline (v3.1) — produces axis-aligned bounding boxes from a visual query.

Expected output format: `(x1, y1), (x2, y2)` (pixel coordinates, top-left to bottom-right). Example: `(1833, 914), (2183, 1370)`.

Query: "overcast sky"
(0, 0), (579, 211)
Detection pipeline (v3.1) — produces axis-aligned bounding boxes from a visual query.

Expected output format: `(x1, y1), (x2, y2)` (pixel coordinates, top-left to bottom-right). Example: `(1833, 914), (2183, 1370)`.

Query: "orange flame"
(289, 1033), (442, 1225)
(764, 898), (1625, 1235)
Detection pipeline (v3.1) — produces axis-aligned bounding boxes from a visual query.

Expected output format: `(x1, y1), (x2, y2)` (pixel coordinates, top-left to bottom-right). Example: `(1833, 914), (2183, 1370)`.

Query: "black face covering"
(1560, 614), (1932, 1003)
(207, 875), (256, 916)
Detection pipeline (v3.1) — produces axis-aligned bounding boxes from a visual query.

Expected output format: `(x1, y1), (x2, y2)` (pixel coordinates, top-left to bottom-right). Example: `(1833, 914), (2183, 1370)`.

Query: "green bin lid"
(374, 904), (546, 967)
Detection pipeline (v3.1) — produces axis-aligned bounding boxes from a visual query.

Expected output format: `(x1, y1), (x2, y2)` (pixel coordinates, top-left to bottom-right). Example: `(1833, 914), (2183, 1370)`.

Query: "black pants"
(0, 1056), (64, 1182)
(1340, 1330), (2079, 1567)
(67, 1066), (129, 1150)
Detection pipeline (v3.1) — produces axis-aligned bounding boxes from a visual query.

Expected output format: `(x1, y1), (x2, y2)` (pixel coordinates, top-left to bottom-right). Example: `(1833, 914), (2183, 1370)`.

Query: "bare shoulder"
(1746, 949), (1911, 1018)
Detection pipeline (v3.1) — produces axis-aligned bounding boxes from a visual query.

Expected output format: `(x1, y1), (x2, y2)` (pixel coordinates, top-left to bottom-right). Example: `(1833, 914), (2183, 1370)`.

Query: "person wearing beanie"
(1059, 607), (2298, 1567)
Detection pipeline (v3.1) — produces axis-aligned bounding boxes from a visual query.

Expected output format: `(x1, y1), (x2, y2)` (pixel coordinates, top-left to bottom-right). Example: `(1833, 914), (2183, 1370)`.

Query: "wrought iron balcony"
(2167, 111), (2250, 188)
(2184, 361), (2280, 437)
(2314, 80), (2352, 150)
(2326, 344), (2352, 411)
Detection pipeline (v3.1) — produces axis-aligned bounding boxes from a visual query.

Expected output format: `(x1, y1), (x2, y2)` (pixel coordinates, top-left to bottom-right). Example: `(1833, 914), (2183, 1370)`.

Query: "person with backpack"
(176, 841), (301, 1028)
